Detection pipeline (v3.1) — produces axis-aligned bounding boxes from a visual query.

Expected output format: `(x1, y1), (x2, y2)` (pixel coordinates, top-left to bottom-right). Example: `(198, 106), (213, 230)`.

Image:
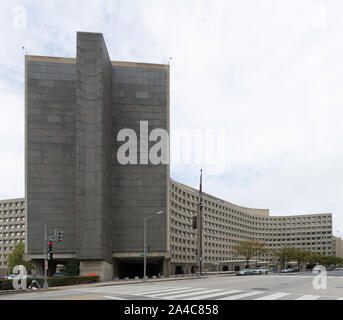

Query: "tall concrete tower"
(25, 32), (170, 280)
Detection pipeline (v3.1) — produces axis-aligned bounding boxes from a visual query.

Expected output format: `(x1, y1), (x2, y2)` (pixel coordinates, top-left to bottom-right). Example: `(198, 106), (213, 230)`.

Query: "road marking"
(185, 290), (242, 300)
(134, 287), (193, 297)
(295, 295), (321, 300)
(132, 287), (190, 295)
(218, 291), (263, 300)
(104, 296), (127, 300)
(147, 288), (206, 298)
(254, 292), (291, 300)
(56, 295), (105, 300)
(163, 289), (221, 300)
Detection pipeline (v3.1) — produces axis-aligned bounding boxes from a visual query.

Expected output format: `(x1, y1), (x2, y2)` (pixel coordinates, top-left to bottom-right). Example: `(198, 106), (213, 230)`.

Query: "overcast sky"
(0, 0), (342, 235)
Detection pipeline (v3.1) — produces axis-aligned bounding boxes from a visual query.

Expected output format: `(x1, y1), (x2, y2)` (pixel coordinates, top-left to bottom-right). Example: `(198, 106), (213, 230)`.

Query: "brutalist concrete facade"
(25, 32), (170, 280)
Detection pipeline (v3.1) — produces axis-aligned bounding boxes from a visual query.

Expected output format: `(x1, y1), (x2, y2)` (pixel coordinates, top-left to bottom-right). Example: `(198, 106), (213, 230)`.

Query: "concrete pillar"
(112, 258), (120, 278)
(79, 260), (113, 281)
(163, 258), (171, 276)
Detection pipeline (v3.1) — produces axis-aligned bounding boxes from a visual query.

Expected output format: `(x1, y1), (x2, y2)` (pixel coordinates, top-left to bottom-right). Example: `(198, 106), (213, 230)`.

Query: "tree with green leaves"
(7, 243), (33, 274)
(289, 248), (311, 271)
(233, 241), (267, 268)
(272, 247), (295, 270)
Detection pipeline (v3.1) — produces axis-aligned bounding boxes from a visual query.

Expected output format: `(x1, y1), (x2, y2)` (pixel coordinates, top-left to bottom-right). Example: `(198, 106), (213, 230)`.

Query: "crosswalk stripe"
(104, 296), (127, 300)
(185, 290), (242, 300)
(218, 291), (263, 300)
(254, 292), (291, 300)
(147, 288), (205, 298)
(132, 287), (189, 295)
(162, 289), (222, 300)
(296, 295), (321, 300)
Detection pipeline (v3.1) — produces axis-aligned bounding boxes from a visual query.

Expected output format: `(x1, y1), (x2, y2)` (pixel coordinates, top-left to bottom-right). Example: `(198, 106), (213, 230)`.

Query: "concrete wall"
(76, 32), (113, 263)
(111, 63), (170, 253)
(26, 57), (77, 255)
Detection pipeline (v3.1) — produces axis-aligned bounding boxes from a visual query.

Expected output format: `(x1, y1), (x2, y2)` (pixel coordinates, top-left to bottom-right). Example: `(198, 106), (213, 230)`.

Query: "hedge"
(0, 275), (99, 290)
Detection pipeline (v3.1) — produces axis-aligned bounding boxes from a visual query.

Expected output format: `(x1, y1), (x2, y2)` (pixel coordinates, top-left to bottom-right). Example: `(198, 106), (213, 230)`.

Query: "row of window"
(0, 225), (25, 230)
(0, 217), (25, 223)
(0, 239), (25, 244)
(0, 232), (25, 237)
(0, 201), (25, 208)
(0, 209), (25, 215)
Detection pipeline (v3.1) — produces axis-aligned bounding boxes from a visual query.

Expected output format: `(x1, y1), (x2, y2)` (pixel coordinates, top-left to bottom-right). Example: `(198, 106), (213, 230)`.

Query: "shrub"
(64, 259), (79, 276)
(0, 275), (99, 290)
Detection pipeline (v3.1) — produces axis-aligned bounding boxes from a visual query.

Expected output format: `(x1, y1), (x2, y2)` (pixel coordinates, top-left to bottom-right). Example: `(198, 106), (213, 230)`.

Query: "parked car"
(253, 267), (269, 275)
(236, 269), (253, 276)
(281, 268), (296, 273)
(335, 267), (343, 271)
(281, 268), (291, 273)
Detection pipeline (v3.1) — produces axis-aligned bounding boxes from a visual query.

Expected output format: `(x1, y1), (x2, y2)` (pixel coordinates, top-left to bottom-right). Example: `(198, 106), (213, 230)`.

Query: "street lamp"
(143, 210), (163, 281)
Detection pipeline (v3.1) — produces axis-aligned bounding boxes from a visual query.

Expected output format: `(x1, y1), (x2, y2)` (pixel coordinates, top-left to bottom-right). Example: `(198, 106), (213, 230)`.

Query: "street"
(1, 271), (343, 300)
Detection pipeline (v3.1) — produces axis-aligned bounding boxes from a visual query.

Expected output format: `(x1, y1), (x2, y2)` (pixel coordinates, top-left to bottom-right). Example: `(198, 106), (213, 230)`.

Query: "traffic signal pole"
(43, 227), (63, 288)
(43, 224), (48, 288)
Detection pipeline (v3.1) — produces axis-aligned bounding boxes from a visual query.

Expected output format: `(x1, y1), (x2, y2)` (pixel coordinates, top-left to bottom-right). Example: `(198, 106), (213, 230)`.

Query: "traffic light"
(47, 241), (53, 260)
(195, 249), (198, 255)
(146, 245), (151, 252)
(192, 215), (197, 229)
(57, 230), (63, 242)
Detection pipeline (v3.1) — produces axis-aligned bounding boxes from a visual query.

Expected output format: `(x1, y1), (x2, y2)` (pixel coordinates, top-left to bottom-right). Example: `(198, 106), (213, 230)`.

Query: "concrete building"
(24, 31), (336, 280)
(0, 199), (26, 275)
(170, 180), (333, 273)
(25, 32), (169, 280)
(333, 236), (343, 259)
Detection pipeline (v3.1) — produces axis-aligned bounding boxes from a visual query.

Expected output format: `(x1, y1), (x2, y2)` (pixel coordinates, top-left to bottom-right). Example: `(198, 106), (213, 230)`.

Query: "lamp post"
(144, 210), (163, 281)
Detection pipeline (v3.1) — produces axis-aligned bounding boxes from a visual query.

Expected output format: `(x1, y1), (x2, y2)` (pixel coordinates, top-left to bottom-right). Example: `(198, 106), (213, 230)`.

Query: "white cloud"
(0, 0), (342, 233)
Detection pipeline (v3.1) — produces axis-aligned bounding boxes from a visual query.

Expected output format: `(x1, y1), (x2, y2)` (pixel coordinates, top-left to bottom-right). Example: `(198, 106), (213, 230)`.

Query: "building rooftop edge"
(25, 55), (169, 69)
(170, 178), (332, 218)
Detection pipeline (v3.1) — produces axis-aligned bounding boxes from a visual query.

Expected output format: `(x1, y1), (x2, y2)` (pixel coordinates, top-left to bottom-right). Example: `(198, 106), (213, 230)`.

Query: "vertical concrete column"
(76, 32), (113, 280)
(112, 258), (120, 278)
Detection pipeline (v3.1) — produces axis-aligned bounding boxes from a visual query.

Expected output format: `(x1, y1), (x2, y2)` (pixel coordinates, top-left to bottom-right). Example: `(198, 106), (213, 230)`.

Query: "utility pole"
(43, 225), (48, 289)
(143, 211), (163, 281)
(43, 226), (64, 288)
(144, 217), (147, 281)
(197, 169), (203, 278)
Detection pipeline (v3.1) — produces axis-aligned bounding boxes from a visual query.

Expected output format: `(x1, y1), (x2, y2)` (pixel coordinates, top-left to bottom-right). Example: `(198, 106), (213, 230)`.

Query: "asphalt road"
(2, 271), (343, 300)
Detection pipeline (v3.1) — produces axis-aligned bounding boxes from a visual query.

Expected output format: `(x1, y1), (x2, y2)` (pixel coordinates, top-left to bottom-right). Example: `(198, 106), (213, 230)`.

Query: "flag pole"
(198, 169), (203, 277)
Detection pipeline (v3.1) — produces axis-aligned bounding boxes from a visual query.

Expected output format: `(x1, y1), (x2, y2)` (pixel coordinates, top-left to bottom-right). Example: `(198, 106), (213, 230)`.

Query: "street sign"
(140, 254), (145, 257)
